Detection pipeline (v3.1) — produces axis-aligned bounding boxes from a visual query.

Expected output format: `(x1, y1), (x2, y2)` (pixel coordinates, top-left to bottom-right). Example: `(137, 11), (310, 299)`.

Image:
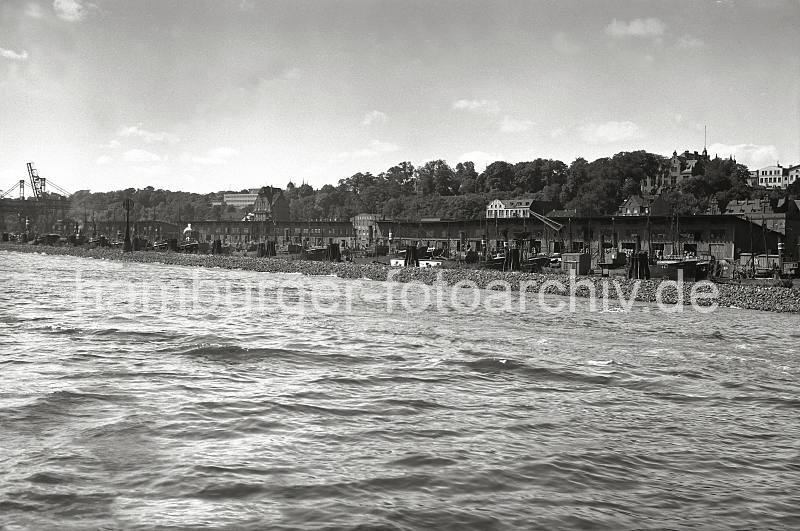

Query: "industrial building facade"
(182, 207), (792, 263)
(187, 219), (355, 249)
(376, 214), (789, 263)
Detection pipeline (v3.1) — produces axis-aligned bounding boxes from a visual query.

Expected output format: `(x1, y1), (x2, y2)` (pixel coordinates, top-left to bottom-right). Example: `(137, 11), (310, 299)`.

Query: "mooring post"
(123, 198), (133, 252)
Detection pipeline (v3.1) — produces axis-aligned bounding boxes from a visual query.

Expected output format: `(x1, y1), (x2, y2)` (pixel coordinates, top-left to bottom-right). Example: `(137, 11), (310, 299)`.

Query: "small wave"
(270, 401), (376, 417)
(194, 482), (268, 500)
(586, 359), (614, 366)
(455, 358), (615, 385)
(25, 472), (72, 485)
(506, 421), (559, 433)
(311, 375), (448, 385)
(310, 376), (376, 386)
(388, 454), (459, 467)
(666, 369), (709, 380)
(5, 389), (133, 415)
(170, 344), (302, 362)
(645, 391), (710, 403)
(381, 398), (446, 409)
(461, 357), (527, 371)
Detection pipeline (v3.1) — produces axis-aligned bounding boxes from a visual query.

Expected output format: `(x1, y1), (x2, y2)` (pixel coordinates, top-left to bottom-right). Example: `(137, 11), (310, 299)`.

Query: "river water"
(0, 251), (798, 529)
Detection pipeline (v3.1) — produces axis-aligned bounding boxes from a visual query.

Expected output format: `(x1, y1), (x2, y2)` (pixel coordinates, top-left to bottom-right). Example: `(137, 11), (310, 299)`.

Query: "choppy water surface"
(1, 251), (798, 529)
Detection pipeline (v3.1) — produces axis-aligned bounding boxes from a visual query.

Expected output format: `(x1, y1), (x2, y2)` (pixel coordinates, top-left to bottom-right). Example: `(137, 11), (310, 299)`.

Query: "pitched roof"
(724, 199), (777, 215)
(488, 198), (536, 209)
(505, 198), (534, 208)
(547, 209), (577, 218)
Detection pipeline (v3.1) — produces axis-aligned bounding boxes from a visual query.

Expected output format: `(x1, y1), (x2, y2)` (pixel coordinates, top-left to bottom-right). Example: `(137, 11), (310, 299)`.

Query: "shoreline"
(2, 243), (799, 313)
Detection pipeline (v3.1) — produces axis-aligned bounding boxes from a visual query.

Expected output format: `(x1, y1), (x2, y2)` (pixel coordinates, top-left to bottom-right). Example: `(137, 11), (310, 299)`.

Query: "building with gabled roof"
(617, 194), (670, 217)
(643, 148), (710, 196)
(485, 198), (558, 219)
(755, 165), (790, 189)
(252, 186), (289, 222)
(723, 197), (800, 258)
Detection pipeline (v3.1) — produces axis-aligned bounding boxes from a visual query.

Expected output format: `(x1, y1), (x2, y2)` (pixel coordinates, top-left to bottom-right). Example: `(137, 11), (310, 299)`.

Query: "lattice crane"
(2, 163), (71, 200)
(27, 162), (45, 199)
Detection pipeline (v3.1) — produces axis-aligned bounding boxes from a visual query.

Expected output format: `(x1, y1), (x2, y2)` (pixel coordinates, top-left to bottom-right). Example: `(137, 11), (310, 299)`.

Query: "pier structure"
(0, 163), (72, 235)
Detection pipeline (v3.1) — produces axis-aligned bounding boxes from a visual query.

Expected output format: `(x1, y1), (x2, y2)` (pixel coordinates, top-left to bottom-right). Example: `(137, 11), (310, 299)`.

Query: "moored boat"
(650, 257), (709, 281)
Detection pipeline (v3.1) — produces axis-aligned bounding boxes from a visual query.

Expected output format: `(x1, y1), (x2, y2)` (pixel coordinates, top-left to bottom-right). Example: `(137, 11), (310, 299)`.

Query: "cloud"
(369, 140), (399, 153)
(549, 128), (566, 139)
(132, 164), (170, 177)
(118, 125), (179, 144)
(676, 35), (705, 49)
(552, 31), (582, 55)
(457, 151), (503, 171)
(362, 110), (388, 126)
(25, 3), (44, 18)
(499, 115), (534, 133)
(96, 155), (112, 165)
(0, 47), (29, 61)
(605, 18), (665, 38)
(707, 143), (779, 169)
(247, 65), (301, 88)
(452, 99), (500, 115)
(122, 149), (162, 163)
(579, 121), (642, 143)
(337, 139), (400, 159)
(53, 0), (89, 22)
(282, 67), (301, 80)
(192, 147), (239, 165)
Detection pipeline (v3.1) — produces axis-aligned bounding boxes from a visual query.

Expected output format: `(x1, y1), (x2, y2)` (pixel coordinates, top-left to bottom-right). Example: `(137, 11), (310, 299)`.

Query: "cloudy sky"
(1, 0), (798, 193)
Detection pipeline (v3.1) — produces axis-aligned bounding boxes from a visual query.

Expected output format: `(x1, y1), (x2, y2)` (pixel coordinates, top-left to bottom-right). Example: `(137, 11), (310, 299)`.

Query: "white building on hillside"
(757, 165), (789, 188)
(486, 198), (538, 218)
(222, 189), (261, 209)
(789, 164), (800, 188)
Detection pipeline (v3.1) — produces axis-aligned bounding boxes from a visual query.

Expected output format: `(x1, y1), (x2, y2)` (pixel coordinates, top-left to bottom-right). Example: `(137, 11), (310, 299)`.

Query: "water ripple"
(0, 252), (798, 529)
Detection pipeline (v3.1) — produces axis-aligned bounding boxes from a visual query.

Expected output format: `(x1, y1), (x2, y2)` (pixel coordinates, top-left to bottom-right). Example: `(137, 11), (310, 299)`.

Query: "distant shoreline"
(2, 243), (799, 313)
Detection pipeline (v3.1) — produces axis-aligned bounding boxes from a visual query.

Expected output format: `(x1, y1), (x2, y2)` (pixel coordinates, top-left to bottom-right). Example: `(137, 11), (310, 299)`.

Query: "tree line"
(68, 150), (776, 226)
(285, 150), (758, 220)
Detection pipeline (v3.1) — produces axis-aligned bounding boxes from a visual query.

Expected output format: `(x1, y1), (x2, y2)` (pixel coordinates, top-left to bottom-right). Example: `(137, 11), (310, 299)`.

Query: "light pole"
(611, 216), (616, 254)
(123, 198), (133, 252)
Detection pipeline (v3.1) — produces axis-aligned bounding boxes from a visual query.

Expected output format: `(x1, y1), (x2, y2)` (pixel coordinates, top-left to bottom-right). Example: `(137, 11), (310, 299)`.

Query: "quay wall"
(2, 243), (799, 313)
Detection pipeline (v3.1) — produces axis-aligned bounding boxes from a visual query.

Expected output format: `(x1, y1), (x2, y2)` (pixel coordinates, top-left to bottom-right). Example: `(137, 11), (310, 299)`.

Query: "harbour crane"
(27, 162), (72, 198)
(28, 162), (46, 199)
(0, 179), (25, 199)
(0, 162), (71, 200)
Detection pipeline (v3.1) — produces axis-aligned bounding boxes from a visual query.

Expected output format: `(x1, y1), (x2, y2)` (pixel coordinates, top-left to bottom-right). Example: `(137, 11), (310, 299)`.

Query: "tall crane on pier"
(0, 162), (73, 234)
(27, 162), (72, 199)
(0, 179), (25, 200)
(0, 162), (72, 200)
(27, 162), (46, 199)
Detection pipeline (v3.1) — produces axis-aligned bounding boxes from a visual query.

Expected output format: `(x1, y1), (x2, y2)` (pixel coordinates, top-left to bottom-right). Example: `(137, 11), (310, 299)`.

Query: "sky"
(1, 0), (799, 194)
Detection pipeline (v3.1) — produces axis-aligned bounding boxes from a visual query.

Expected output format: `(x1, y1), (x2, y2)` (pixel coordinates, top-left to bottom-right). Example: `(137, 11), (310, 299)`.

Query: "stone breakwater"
(3, 243), (800, 313)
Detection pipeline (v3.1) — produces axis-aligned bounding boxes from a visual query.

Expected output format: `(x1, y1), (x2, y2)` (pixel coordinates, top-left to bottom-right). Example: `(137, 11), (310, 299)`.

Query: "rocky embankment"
(3, 243), (799, 313)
